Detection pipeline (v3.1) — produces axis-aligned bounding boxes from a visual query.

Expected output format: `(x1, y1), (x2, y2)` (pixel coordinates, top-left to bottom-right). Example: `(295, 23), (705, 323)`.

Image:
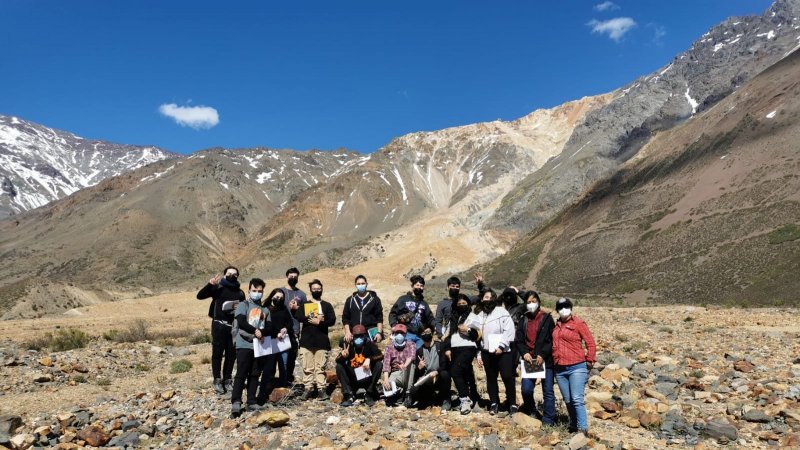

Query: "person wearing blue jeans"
(552, 298), (596, 434)
(514, 291), (556, 425)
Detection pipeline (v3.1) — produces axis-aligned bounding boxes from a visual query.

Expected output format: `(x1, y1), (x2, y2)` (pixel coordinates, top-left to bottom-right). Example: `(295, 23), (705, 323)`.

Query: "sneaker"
(489, 403), (499, 415)
(318, 389), (330, 401)
(442, 399), (452, 411)
(364, 394), (376, 407)
(403, 395), (414, 408)
(230, 401), (242, 418)
(340, 396), (354, 407)
(510, 405), (519, 415)
(246, 403), (264, 412)
(213, 378), (225, 395)
(223, 379), (233, 393)
(460, 398), (472, 415)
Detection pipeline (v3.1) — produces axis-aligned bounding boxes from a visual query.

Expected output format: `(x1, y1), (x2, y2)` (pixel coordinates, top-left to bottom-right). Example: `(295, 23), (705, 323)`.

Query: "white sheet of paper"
(413, 371), (437, 387)
(354, 359), (372, 381)
(270, 336), (292, 353)
(520, 361), (546, 379)
(382, 380), (398, 397)
(253, 336), (274, 357)
(485, 334), (503, 352)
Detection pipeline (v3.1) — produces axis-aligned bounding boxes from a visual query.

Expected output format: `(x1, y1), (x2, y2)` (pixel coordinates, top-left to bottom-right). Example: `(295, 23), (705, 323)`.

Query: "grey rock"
(705, 420), (738, 442)
(122, 420), (141, 431)
(109, 431), (141, 448)
(613, 356), (636, 370)
(742, 408), (770, 423)
(0, 415), (22, 435)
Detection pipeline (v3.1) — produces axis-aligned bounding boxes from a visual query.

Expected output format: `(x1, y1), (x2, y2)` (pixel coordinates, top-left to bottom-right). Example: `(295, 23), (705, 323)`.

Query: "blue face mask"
(393, 333), (406, 346)
(250, 292), (263, 302)
(356, 284), (367, 293)
(354, 337), (365, 346)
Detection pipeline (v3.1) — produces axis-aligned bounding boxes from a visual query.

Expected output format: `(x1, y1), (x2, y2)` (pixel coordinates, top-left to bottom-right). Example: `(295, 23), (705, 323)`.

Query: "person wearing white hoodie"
(467, 288), (517, 416)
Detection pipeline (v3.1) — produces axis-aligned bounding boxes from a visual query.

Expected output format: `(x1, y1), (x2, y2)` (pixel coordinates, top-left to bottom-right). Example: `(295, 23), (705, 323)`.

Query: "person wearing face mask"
(295, 279), (336, 401)
(196, 265), (246, 395)
(441, 294), (482, 414)
(468, 288), (517, 416)
(255, 288), (296, 404)
(341, 275), (384, 345)
(434, 274), (485, 339)
(280, 267), (307, 385)
(408, 327), (452, 410)
(552, 297), (596, 435)
(514, 291), (556, 425)
(381, 324), (417, 407)
(230, 278), (271, 417)
(500, 287), (527, 328)
(389, 275), (435, 349)
(335, 324), (384, 407)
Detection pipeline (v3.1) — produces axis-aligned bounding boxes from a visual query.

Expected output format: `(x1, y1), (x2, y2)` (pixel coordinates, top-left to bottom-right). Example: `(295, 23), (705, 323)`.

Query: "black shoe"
(301, 389), (316, 401)
(318, 389), (330, 401)
(340, 396), (354, 407)
(403, 396), (414, 408)
(364, 394), (376, 407)
(246, 403), (264, 412)
(213, 378), (225, 395)
(231, 401), (242, 418)
(442, 399), (452, 411)
(223, 379), (233, 393)
(489, 403), (499, 415)
(510, 405), (519, 415)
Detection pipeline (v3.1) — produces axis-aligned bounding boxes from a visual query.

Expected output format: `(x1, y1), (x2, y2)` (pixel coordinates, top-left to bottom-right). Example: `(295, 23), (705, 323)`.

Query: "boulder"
(249, 410), (290, 428)
(76, 425), (110, 447)
(512, 412), (542, 431)
(705, 420), (738, 442)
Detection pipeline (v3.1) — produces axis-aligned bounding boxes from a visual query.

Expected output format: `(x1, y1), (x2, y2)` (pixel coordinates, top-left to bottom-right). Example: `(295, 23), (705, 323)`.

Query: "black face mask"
(482, 301), (495, 314)
(456, 305), (470, 314)
(421, 333), (433, 343)
(449, 288), (460, 299)
(273, 298), (284, 308)
(311, 291), (322, 300)
(287, 278), (298, 288)
(413, 288), (424, 298)
(225, 275), (238, 283)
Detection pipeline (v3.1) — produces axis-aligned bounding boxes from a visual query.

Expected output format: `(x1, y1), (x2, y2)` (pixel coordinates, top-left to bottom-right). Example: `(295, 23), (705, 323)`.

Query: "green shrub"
(768, 224), (800, 244)
(72, 375), (87, 383)
(170, 359), (193, 374)
(134, 363), (151, 372)
(26, 328), (90, 352)
(188, 332), (212, 345)
(96, 377), (111, 386)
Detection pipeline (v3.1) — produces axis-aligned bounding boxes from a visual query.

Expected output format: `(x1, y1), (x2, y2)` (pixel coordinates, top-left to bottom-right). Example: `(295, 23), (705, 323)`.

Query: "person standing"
(552, 298), (596, 435)
(295, 279), (336, 400)
(230, 278), (271, 417)
(388, 275), (435, 349)
(514, 291), (556, 425)
(442, 293), (481, 415)
(335, 324), (384, 407)
(280, 267), (307, 384)
(256, 288), (296, 404)
(341, 275), (384, 344)
(196, 265), (245, 395)
(469, 288), (517, 416)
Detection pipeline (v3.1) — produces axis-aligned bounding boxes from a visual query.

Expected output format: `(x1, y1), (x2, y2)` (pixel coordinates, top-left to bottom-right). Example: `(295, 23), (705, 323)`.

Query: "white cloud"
(158, 103), (219, 129)
(588, 17), (637, 42)
(594, 1), (620, 12)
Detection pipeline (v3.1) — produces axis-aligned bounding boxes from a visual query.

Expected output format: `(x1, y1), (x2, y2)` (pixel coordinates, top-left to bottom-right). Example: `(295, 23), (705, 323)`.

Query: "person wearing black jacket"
(388, 275), (435, 349)
(196, 266), (245, 395)
(409, 327), (452, 410)
(341, 275), (384, 344)
(335, 324), (384, 407)
(441, 293), (481, 414)
(434, 274), (485, 338)
(256, 288), (296, 404)
(295, 279), (336, 400)
(514, 291), (556, 425)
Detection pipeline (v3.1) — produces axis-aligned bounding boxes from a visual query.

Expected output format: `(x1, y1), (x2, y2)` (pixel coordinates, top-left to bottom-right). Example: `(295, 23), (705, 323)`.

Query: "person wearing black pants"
(409, 328), (452, 409)
(480, 350), (516, 413)
(335, 324), (384, 407)
(197, 266), (245, 395)
(442, 294), (481, 414)
(280, 267), (307, 385)
(231, 279), (270, 417)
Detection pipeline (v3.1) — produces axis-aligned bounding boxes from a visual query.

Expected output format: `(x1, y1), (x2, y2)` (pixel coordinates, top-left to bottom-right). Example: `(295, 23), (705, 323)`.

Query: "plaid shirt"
(382, 341), (417, 373)
(552, 315), (596, 366)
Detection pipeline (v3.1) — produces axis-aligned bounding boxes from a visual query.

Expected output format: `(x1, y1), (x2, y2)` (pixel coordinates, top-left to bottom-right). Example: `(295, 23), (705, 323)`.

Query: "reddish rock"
(733, 360), (755, 373)
(601, 401), (622, 412)
(77, 425), (110, 447)
(639, 412), (663, 428)
(268, 387), (292, 403)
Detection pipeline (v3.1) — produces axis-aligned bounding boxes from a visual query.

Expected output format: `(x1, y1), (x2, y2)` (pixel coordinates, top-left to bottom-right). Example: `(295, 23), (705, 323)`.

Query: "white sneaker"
(460, 398), (472, 415)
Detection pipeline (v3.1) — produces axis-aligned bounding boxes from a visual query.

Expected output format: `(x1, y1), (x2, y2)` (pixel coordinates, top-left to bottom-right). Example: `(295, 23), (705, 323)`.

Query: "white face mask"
(526, 303), (539, 314)
(558, 308), (571, 318)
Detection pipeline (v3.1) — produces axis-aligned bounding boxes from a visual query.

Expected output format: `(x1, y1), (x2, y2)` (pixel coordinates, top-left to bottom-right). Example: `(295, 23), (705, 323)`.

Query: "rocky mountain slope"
(479, 43), (800, 305)
(491, 0), (800, 237)
(0, 115), (176, 219)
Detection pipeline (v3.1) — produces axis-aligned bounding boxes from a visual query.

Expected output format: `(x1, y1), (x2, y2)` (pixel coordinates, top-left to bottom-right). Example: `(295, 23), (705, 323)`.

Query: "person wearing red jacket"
(552, 298), (596, 435)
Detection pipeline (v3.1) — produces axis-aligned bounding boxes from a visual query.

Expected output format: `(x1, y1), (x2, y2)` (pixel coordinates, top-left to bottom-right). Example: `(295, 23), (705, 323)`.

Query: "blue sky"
(0, 0), (775, 154)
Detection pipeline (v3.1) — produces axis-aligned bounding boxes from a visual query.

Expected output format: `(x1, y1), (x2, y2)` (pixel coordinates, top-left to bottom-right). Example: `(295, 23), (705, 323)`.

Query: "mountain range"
(1, 0), (798, 318)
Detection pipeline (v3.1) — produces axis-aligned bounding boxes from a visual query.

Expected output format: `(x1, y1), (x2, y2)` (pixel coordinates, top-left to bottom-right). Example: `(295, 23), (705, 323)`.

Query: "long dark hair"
(266, 288), (286, 310)
(473, 288), (497, 314)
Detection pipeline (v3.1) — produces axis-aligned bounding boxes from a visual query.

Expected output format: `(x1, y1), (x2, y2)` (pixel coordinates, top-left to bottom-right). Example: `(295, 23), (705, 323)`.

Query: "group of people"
(197, 267), (596, 435)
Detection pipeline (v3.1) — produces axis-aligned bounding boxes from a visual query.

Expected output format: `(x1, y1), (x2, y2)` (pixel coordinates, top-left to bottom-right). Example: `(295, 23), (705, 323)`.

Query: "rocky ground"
(0, 304), (799, 449)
